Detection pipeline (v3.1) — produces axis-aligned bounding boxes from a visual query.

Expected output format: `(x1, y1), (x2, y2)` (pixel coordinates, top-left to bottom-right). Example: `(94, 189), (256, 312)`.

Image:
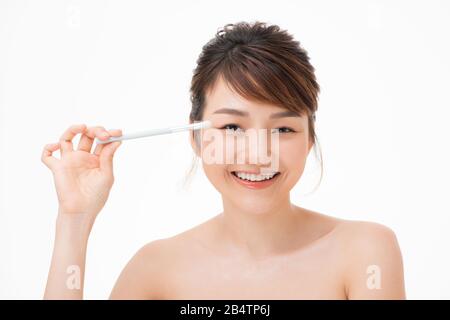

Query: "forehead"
(203, 75), (290, 117)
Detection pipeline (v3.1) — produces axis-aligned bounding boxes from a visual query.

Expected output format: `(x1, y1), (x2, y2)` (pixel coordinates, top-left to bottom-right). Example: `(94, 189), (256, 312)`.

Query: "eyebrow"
(213, 108), (300, 119)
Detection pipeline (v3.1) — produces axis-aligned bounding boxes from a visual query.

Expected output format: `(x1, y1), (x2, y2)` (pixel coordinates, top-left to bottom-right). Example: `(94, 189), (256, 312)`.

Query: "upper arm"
(109, 240), (167, 300)
(341, 221), (406, 299)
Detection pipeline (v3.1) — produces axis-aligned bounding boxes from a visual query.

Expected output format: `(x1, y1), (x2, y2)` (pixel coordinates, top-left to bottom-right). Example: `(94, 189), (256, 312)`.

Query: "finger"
(94, 129), (122, 156)
(59, 124), (87, 155)
(77, 126), (110, 153)
(99, 138), (122, 174)
(41, 142), (61, 169)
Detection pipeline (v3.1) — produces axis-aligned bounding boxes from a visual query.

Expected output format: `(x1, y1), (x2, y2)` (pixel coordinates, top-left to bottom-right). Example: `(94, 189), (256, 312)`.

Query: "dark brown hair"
(185, 21), (323, 193)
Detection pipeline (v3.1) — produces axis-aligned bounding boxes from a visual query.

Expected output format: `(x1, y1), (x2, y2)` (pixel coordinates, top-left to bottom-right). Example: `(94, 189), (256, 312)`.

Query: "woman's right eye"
(220, 124), (244, 133)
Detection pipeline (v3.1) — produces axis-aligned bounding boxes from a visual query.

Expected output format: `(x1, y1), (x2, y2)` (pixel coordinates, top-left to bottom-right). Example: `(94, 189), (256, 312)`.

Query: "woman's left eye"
(272, 127), (295, 134)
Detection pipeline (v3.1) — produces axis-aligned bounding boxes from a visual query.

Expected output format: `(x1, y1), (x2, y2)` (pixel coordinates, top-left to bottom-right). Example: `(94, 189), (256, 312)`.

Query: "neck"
(217, 194), (303, 259)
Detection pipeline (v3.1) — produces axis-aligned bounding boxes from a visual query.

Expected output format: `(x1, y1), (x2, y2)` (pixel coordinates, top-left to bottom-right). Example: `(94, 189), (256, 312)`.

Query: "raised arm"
(42, 124), (122, 299)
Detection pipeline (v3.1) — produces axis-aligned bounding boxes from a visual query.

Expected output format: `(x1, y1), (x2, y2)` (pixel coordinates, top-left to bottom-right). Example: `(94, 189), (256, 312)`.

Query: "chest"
(162, 249), (346, 299)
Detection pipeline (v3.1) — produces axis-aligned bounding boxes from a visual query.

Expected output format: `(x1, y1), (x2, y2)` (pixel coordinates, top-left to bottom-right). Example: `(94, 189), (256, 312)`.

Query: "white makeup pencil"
(94, 120), (212, 145)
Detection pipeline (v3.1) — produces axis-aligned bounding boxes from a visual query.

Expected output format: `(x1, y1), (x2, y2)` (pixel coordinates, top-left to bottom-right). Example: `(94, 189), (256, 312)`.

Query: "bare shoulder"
(299, 207), (406, 299)
(109, 237), (180, 299)
(331, 219), (406, 299)
(109, 219), (214, 300)
(333, 219), (400, 246)
(298, 207), (398, 242)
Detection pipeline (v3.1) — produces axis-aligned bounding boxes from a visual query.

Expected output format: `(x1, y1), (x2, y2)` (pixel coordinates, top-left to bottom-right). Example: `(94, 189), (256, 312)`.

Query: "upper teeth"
(234, 171), (278, 181)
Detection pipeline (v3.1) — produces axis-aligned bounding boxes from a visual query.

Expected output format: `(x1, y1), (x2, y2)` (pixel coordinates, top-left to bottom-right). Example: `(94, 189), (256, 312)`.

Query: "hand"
(41, 124), (122, 222)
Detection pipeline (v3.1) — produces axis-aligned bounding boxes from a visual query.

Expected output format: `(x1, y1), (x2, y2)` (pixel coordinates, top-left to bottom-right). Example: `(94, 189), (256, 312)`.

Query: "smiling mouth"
(231, 171), (281, 182)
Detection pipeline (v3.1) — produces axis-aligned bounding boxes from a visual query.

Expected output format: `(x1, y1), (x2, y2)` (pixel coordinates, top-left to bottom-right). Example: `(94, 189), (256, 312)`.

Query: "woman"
(42, 21), (406, 299)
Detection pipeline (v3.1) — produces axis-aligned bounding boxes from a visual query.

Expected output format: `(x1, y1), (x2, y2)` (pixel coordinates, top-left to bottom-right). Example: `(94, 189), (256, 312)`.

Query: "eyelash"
(220, 124), (242, 132)
(220, 124), (296, 134)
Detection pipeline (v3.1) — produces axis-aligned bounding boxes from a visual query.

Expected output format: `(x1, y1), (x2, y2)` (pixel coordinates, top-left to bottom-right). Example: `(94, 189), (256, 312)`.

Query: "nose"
(234, 128), (278, 167)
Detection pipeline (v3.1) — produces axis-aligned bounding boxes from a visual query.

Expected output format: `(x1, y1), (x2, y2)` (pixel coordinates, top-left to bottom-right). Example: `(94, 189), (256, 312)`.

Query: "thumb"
(99, 141), (122, 174)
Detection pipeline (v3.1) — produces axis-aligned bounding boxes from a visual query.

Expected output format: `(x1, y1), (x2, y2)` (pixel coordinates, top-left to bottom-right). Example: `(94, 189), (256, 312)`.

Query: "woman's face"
(194, 76), (313, 214)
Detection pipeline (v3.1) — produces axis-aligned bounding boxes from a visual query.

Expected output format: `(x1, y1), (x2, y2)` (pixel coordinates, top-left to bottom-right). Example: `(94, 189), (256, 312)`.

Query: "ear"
(307, 136), (314, 154)
(189, 120), (201, 157)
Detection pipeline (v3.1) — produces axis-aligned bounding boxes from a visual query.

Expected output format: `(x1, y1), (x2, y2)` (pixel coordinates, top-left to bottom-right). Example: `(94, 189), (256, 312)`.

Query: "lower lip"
(230, 172), (280, 190)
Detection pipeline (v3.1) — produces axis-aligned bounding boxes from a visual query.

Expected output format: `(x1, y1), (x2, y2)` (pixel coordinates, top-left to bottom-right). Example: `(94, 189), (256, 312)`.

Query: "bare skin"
(42, 76), (406, 300)
(110, 208), (405, 299)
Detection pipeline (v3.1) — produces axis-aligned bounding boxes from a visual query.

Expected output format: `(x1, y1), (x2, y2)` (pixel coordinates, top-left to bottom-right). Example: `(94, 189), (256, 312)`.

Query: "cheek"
(279, 138), (309, 177)
(199, 130), (247, 166)
(199, 129), (228, 162)
(198, 129), (234, 191)
(201, 161), (229, 192)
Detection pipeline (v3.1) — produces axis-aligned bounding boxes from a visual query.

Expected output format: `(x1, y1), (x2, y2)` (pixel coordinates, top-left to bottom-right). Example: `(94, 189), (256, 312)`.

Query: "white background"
(1, 0), (449, 299)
